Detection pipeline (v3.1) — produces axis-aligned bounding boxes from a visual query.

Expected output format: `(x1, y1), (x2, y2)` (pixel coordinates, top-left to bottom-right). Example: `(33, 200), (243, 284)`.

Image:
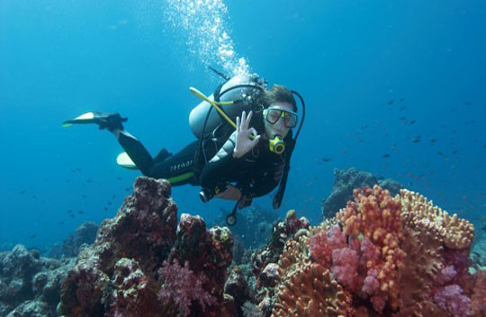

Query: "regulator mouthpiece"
(269, 135), (285, 154)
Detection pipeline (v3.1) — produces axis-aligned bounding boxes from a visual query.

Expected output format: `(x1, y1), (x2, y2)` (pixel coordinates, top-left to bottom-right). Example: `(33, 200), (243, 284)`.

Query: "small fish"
(82, 194), (87, 199)
(388, 100), (394, 105)
(103, 207), (109, 211)
(65, 179), (71, 183)
(437, 151), (444, 156)
(399, 106), (406, 111)
(69, 214), (75, 218)
(430, 139), (437, 144)
(77, 210), (84, 214)
(30, 234), (37, 239)
(399, 97), (405, 102)
(382, 154), (390, 158)
(482, 225), (486, 233)
(107, 202), (113, 205)
(321, 158), (332, 163)
(86, 179), (93, 183)
(464, 101), (472, 105)
(20, 190), (26, 194)
(60, 221), (65, 225)
(409, 119), (416, 125)
(116, 177), (122, 181)
(412, 136), (421, 143)
(452, 150), (458, 155)
(125, 187), (131, 191)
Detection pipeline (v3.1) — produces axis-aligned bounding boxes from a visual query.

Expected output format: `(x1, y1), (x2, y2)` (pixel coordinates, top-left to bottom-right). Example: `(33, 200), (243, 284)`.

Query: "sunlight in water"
(164, 0), (250, 77)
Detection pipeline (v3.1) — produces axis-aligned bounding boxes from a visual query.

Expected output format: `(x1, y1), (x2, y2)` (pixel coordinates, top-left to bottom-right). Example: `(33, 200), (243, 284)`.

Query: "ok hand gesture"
(233, 111), (261, 159)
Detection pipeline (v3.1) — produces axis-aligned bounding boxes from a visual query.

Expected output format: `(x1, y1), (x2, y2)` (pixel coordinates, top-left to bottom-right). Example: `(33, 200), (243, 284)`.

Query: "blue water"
(1, 0), (485, 251)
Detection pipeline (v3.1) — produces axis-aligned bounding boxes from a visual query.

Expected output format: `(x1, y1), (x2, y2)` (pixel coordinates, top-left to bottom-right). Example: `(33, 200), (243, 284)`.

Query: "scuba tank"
(189, 74), (266, 139)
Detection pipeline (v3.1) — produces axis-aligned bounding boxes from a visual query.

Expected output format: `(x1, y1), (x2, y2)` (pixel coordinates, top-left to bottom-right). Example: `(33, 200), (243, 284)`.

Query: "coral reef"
(2, 174), (485, 317)
(252, 185), (485, 317)
(322, 167), (403, 219)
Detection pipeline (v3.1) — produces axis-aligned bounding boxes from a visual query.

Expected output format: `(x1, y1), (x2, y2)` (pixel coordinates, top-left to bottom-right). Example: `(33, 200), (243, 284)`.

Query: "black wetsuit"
(117, 125), (287, 201)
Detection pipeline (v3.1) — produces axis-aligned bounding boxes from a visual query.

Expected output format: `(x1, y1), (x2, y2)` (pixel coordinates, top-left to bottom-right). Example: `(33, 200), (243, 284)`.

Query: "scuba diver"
(63, 73), (305, 225)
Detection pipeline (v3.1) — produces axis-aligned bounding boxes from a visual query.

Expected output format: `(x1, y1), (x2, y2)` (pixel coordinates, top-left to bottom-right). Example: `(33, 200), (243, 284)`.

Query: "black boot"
(94, 113), (127, 132)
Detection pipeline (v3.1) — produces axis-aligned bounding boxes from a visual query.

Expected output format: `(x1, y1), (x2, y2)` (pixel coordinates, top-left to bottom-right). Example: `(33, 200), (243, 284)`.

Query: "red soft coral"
(158, 260), (216, 317)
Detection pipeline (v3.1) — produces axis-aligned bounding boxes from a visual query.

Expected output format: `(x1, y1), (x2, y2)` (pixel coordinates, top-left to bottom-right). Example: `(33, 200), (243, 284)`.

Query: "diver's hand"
(215, 185), (242, 201)
(233, 111), (261, 159)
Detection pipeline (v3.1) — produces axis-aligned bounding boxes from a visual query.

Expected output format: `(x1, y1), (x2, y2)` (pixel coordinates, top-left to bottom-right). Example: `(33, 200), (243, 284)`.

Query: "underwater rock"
(59, 177), (178, 316)
(471, 235), (486, 270)
(59, 176), (235, 316)
(47, 222), (99, 259)
(0, 244), (73, 317)
(224, 266), (250, 315)
(0, 245), (43, 304)
(321, 167), (403, 219)
(6, 299), (55, 317)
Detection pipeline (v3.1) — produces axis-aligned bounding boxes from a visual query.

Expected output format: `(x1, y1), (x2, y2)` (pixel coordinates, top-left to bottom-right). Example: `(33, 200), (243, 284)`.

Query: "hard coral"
(272, 263), (348, 317)
(400, 189), (474, 250)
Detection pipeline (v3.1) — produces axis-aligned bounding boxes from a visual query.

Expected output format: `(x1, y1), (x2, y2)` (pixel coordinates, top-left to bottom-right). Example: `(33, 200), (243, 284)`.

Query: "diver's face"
(264, 102), (294, 139)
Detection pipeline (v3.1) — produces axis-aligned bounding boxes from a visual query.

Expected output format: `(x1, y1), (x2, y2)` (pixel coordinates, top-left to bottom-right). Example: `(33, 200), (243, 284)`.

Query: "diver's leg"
(146, 141), (200, 186)
(114, 129), (154, 175)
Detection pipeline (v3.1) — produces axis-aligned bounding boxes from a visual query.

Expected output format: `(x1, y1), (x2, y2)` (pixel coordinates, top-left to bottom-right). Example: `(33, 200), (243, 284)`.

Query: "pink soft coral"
(310, 225), (347, 268)
(158, 260), (216, 317)
(434, 284), (471, 317)
(331, 247), (359, 290)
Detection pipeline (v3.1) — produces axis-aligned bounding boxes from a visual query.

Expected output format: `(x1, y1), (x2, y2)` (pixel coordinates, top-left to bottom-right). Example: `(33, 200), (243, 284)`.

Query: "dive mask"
(263, 108), (298, 128)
